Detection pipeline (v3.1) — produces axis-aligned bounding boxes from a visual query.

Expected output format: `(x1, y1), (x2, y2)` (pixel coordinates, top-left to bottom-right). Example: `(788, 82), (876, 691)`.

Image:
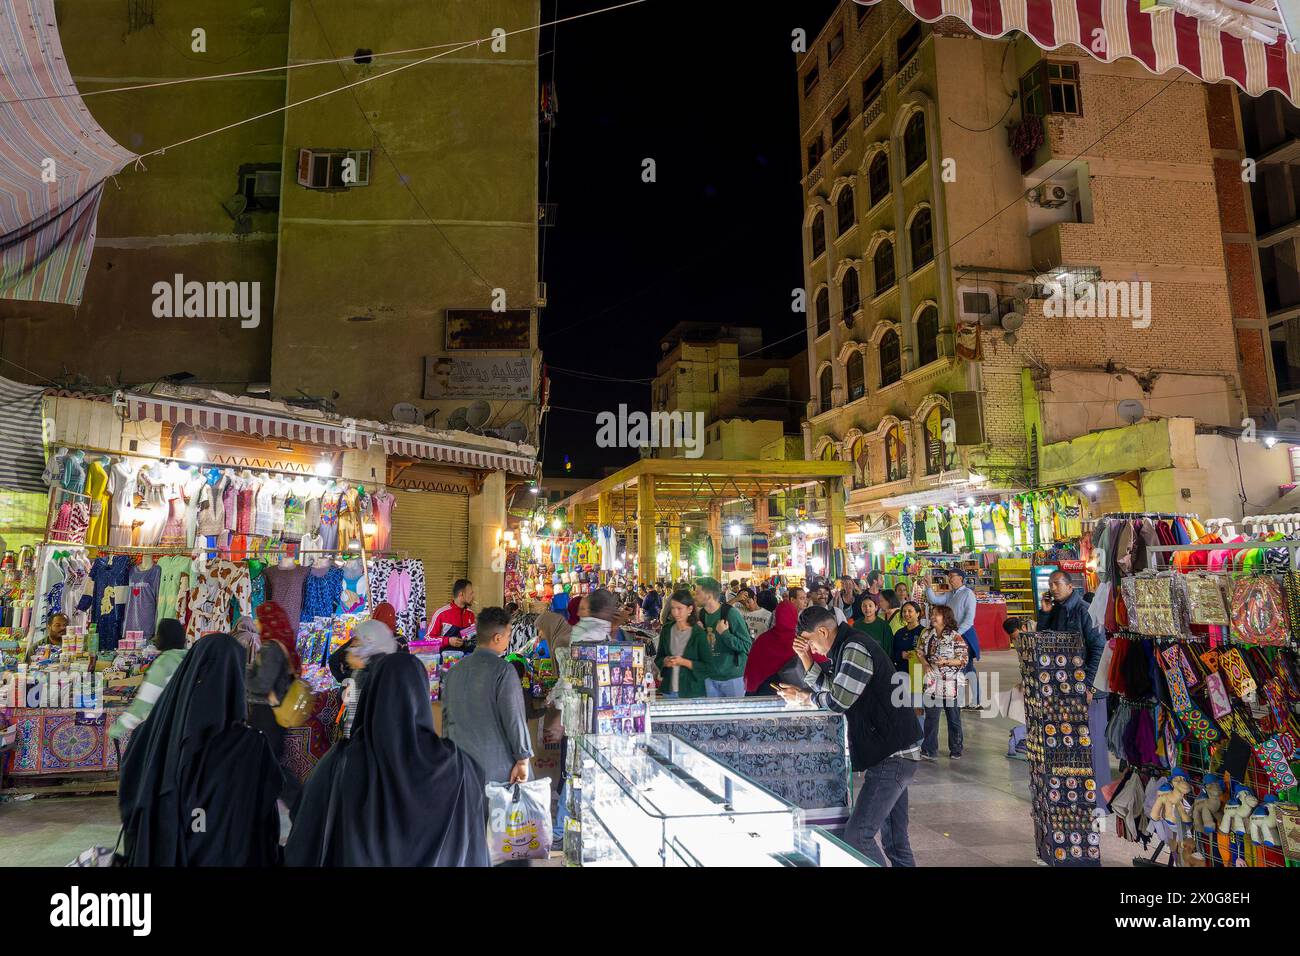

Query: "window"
(1048, 62), (1082, 115)
(903, 112), (927, 174)
(837, 185), (855, 235)
(863, 65), (883, 105)
(821, 440), (838, 461)
(1021, 61), (1082, 116)
(916, 305), (939, 367)
(819, 367), (833, 412)
(804, 65), (820, 97)
(807, 134), (825, 171)
(841, 267), (860, 319)
(873, 240), (895, 294)
(811, 211), (826, 259)
(816, 288), (831, 336)
(868, 153), (889, 206)
(848, 353), (866, 401)
(879, 329), (901, 387)
(828, 29), (844, 65)
(296, 148), (370, 189)
(851, 436), (870, 487)
(910, 207), (933, 270)
(237, 164), (282, 212)
(924, 405), (953, 475)
(885, 423), (909, 481)
(832, 104), (852, 144)
(897, 22), (922, 66)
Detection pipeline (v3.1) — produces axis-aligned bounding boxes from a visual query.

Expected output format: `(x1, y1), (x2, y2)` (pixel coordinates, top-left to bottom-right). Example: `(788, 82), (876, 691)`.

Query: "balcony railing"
(896, 55), (920, 93)
(831, 135), (851, 164)
(807, 159), (825, 189)
(862, 96), (884, 130)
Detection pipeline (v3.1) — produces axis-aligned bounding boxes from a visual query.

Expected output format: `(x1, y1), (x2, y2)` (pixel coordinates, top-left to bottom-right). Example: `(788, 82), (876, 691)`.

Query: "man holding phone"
(774, 605), (922, 867)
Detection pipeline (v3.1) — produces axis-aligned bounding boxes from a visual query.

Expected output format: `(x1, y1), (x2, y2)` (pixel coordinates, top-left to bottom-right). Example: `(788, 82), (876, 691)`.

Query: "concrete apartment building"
(650, 322), (808, 460)
(796, 0), (1285, 524)
(0, 0), (541, 441)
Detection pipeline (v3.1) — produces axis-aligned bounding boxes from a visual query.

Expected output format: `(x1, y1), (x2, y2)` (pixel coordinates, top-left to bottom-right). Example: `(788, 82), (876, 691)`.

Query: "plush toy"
(1151, 770), (1194, 824)
(1219, 785), (1259, 836)
(1191, 777), (1224, 833)
(1249, 794), (1282, 848)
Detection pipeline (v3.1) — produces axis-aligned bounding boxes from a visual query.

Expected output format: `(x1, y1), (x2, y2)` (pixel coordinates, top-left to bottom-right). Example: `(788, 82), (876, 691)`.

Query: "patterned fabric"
(5, 708), (128, 775)
(301, 565), (343, 620)
(1230, 576), (1290, 646)
(368, 558), (426, 642)
(1160, 646), (1220, 743)
(1219, 648), (1258, 701)
(1204, 672), (1232, 719)
(279, 688), (343, 782)
(1186, 572), (1229, 626)
(1254, 735), (1298, 792)
(183, 560), (253, 643)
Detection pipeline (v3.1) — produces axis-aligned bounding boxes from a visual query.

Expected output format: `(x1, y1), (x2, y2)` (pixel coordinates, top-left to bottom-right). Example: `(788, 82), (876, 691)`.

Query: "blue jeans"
(922, 699), (964, 757)
(847, 755), (918, 866)
(705, 676), (745, 698)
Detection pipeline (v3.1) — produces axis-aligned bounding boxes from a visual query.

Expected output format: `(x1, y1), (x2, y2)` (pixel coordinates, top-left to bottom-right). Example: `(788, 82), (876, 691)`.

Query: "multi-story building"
(0, 0), (543, 603)
(796, 0), (1281, 525)
(650, 322), (807, 460)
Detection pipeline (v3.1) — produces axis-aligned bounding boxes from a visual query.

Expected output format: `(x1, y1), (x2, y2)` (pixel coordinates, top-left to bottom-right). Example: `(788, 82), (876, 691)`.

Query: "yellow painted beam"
(637, 475), (657, 586)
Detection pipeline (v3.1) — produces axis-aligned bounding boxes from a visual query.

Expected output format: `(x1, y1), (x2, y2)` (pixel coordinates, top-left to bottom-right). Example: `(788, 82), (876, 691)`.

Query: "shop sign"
(1057, 559), (1085, 572)
(423, 355), (533, 400)
(445, 309), (532, 350)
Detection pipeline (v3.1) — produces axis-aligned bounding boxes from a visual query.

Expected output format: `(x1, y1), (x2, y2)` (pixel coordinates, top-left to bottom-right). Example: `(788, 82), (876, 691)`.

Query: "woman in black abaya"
(285, 651), (489, 866)
(118, 633), (283, 866)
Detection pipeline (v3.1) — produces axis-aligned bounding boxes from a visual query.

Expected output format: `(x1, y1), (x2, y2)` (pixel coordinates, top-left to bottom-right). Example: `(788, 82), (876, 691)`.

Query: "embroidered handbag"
(1134, 575), (1178, 636)
(1229, 576), (1290, 646)
(1186, 572), (1229, 626)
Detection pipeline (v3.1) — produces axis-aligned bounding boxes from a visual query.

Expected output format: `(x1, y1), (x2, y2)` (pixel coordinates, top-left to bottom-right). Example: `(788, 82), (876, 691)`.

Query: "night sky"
(537, 0), (842, 476)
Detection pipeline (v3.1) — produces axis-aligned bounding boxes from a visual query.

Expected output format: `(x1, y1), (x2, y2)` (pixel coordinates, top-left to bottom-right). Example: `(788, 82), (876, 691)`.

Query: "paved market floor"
(0, 651), (1137, 867)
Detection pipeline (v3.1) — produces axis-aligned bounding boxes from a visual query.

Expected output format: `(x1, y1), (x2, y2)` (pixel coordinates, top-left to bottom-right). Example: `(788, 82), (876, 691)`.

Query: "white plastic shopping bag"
(485, 779), (552, 865)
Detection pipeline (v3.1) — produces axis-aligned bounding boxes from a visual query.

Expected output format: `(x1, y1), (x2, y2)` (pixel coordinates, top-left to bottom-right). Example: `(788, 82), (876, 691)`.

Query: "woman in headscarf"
(743, 600), (802, 696)
(245, 601), (303, 813)
(118, 633), (281, 866)
(333, 618), (398, 739)
(285, 651), (489, 866)
(231, 615), (261, 668)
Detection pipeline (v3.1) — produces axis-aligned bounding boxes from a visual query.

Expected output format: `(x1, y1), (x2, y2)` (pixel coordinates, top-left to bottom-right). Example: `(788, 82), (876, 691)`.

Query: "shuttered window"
(388, 489), (470, 612)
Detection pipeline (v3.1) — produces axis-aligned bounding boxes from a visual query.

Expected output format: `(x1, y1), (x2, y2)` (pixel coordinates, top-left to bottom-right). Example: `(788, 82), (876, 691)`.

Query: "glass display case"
(575, 733), (872, 867)
(648, 696), (851, 822)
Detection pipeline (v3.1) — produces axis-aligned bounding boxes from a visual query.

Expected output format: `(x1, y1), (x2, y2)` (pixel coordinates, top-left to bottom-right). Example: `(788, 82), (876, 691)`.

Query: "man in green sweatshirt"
(693, 577), (753, 698)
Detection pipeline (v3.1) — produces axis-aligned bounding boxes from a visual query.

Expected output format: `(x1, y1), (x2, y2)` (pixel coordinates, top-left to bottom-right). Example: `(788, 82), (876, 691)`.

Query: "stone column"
(468, 469), (507, 607)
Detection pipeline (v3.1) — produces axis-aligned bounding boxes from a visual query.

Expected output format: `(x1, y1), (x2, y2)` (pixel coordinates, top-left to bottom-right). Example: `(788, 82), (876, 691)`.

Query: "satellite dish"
(1012, 281), (1038, 301)
(221, 193), (248, 219)
(1000, 311), (1024, 332)
(447, 407), (470, 430)
(501, 420), (528, 443)
(1117, 399), (1146, 424)
(466, 400), (491, 429)
(391, 402), (421, 425)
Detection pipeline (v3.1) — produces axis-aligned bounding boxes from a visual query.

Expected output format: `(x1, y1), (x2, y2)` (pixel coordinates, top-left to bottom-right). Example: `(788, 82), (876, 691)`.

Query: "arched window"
(879, 329), (901, 387)
(916, 305), (939, 367)
(815, 288), (830, 337)
(837, 186), (855, 235)
(885, 423), (909, 482)
(910, 208), (933, 270)
(819, 366), (833, 412)
(841, 267), (860, 320)
(820, 440), (837, 462)
(851, 437), (869, 488)
(868, 153), (889, 206)
(847, 351), (866, 401)
(903, 112), (927, 175)
(873, 241), (895, 295)
(811, 210), (826, 259)
(923, 405), (954, 475)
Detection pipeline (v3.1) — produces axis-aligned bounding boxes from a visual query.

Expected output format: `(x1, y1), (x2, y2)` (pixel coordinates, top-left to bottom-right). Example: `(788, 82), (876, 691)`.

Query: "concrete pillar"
(468, 470), (507, 607)
(668, 521), (682, 583)
(637, 476), (656, 586)
(708, 501), (723, 578)
(826, 478), (846, 576)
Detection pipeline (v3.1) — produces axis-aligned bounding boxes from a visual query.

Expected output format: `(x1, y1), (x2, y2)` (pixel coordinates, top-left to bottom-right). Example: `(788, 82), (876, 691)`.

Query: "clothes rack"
(51, 443), (367, 485)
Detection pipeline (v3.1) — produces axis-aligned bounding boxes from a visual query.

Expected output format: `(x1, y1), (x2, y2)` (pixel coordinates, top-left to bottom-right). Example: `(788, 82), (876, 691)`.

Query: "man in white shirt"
(736, 587), (773, 636)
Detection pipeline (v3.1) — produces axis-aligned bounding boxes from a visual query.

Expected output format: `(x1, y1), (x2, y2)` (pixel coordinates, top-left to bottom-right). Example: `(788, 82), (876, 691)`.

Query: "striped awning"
(123, 393), (536, 476)
(862, 0), (1300, 103)
(0, 0), (135, 305)
(0, 374), (47, 493)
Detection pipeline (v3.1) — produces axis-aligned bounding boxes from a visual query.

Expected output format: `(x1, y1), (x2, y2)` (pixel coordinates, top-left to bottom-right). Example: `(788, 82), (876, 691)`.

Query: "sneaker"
(950, 753), (962, 759)
(920, 752), (938, 761)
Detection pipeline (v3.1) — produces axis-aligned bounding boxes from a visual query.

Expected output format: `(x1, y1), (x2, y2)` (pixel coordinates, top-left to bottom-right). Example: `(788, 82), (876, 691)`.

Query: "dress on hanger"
(236, 477), (257, 535)
(137, 465), (169, 546)
(370, 491), (395, 550)
(337, 487), (362, 549)
(254, 477), (278, 538)
(108, 459), (139, 546)
(85, 459), (112, 546)
(123, 562), (163, 640)
(159, 468), (189, 548)
(318, 489), (341, 551)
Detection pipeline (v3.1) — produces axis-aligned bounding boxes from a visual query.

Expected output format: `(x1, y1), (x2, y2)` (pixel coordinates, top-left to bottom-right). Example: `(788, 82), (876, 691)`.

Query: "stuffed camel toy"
(1151, 770), (1194, 825)
(1191, 777), (1224, 833)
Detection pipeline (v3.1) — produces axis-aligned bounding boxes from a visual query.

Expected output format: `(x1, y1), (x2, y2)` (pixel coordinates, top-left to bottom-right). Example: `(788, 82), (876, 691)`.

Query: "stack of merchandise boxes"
(1016, 629), (1102, 866)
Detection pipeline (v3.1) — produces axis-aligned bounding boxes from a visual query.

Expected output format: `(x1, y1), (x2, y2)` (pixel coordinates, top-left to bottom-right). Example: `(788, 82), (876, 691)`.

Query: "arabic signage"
(445, 309), (532, 350)
(423, 354), (533, 400)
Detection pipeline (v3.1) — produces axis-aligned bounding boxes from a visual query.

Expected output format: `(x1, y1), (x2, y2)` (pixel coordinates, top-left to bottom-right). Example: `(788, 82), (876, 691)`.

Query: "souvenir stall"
(1089, 511), (1300, 867)
(517, 519), (628, 607)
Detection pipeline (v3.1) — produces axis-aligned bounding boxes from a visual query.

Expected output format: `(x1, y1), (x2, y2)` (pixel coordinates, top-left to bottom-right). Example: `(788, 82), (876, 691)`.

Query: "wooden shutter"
(346, 149), (370, 186)
(296, 148), (311, 186)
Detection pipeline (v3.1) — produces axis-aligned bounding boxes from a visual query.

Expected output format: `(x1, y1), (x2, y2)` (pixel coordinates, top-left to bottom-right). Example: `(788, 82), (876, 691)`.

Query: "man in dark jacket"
(775, 605), (923, 866)
(1037, 570), (1105, 698)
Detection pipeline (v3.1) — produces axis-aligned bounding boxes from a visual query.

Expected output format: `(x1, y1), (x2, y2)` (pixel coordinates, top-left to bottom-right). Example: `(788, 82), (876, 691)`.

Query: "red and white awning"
(122, 392), (536, 476)
(861, 0), (1300, 103)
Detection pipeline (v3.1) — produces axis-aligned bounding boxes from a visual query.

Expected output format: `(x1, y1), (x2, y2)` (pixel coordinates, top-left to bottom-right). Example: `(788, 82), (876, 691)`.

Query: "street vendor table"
(975, 600), (1009, 652)
(2, 706), (127, 776)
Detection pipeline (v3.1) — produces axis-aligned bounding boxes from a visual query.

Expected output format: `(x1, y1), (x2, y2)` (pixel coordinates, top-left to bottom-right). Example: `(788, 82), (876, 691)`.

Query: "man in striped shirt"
(775, 605), (922, 867)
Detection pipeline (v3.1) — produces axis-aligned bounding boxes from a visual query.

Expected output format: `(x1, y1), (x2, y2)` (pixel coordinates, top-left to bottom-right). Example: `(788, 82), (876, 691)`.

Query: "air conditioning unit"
(956, 284), (998, 325)
(1027, 183), (1070, 209)
(536, 281), (548, 307)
